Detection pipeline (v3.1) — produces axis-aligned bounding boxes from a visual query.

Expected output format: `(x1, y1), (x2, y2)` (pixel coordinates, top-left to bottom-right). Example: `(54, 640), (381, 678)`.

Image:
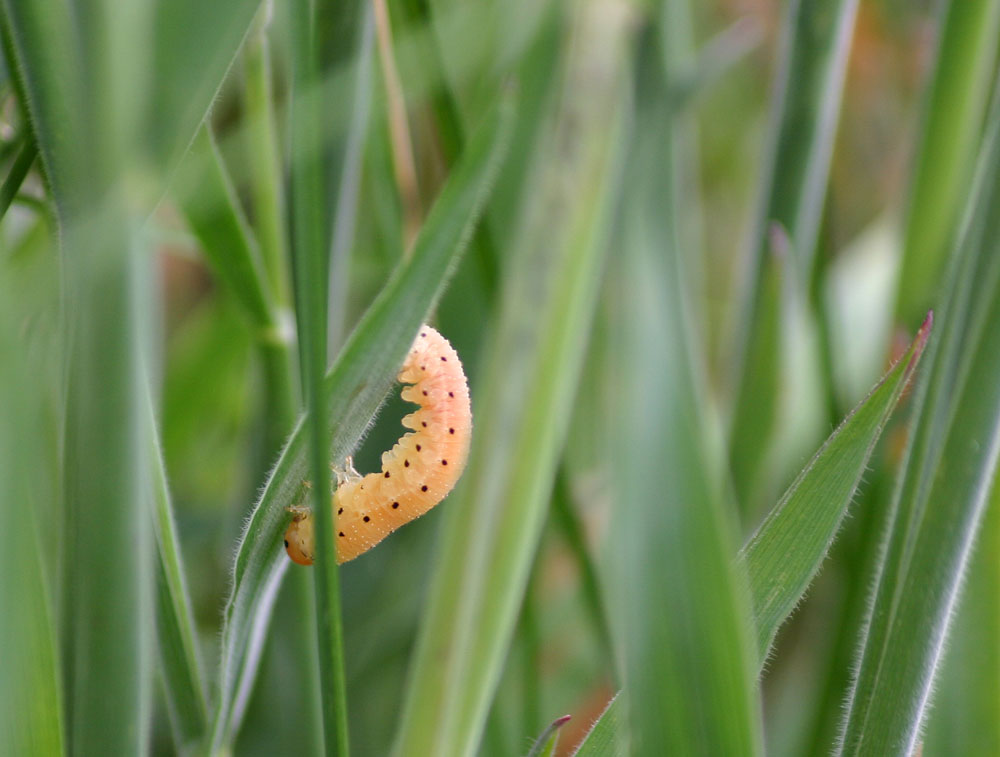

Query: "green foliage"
(0, 0), (997, 754)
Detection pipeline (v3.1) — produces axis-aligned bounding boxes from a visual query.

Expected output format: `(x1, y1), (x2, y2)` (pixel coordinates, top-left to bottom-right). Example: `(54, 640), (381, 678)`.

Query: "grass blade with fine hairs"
(837, 83), (1000, 757)
(740, 313), (931, 663)
(209, 92), (513, 750)
(392, 4), (628, 753)
(922, 475), (1000, 753)
(571, 694), (625, 757)
(147, 391), (208, 749)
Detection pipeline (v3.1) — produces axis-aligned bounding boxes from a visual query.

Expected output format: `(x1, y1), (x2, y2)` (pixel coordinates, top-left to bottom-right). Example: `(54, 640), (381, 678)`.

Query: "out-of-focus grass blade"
(288, 0), (362, 749)
(209, 93), (513, 750)
(571, 695), (625, 757)
(0, 137), (36, 220)
(243, 8), (292, 308)
(608, 24), (761, 755)
(148, 393), (208, 750)
(148, 0), (260, 182)
(391, 4), (628, 754)
(729, 0), (858, 511)
(526, 714), (571, 757)
(172, 125), (298, 460)
(838, 86), (1000, 757)
(0, 310), (63, 756)
(741, 314), (931, 662)
(0, 1), (79, 212)
(894, 0), (1000, 329)
(175, 127), (276, 335)
(1, 1), (159, 752)
(922, 476), (1000, 754)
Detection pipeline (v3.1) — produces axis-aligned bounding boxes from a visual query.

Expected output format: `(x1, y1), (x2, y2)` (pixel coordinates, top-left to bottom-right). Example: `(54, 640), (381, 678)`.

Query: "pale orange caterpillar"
(284, 325), (472, 565)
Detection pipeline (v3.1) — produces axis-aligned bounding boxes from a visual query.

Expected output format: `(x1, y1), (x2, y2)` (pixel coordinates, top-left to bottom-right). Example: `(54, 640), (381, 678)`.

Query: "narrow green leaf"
(175, 127), (277, 335)
(148, 391), (208, 750)
(148, 0), (260, 180)
(571, 695), (625, 757)
(608, 23), (760, 755)
(392, 4), (627, 753)
(526, 714), (571, 757)
(209, 93), (513, 750)
(243, 9), (293, 310)
(729, 0), (859, 511)
(922, 476), (1000, 754)
(288, 0), (357, 750)
(0, 303), (63, 757)
(838, 86), (1000, 757)
(894, 0), (1000, 329)
(741, 313), (932, 662)
(0, 137), (36, 221)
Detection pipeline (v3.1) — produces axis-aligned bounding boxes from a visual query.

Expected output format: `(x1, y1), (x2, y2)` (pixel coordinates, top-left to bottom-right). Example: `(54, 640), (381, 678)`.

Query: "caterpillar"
(284, 325), (472, 565)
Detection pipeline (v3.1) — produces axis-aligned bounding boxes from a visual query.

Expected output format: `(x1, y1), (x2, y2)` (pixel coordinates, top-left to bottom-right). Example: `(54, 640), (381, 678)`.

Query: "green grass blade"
(148, 392), (208, 749)
(0, 1), (80, 215)
(243, 9), (293, 310)
(838, 86), (1000, 757)
(391, 4), (627, 753)
(729, 0), (859, 511)
(148, 0), (260, 180)
(894, 0), (1000, 329)
(741, 314), (931, 662)
(175, 127), (277, 335)
(571, 695), (625, 757)
(0, 137), (36, 220)
(0, 307), (63, 757)
(209, 94), (513, 750)
(173, 125), (298, 455)
(288, 0), (355, 750)
(551, 470), (614, 664)
(922, 475), (1000, 754)
(607, 24), (761, 755)
(526, 714), (571, 757)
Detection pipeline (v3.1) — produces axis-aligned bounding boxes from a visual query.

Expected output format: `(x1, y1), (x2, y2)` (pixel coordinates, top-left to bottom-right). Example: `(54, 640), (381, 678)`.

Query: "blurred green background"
(1, 0), (999, 754)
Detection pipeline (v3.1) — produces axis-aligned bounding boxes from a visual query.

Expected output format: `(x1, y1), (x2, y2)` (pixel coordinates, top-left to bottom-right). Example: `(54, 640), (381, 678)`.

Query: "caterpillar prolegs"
(284, 325), (472, 565)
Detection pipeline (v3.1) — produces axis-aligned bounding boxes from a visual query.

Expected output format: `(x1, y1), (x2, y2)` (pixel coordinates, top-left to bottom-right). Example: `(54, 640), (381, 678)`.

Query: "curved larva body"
(285, 325), (472, 565)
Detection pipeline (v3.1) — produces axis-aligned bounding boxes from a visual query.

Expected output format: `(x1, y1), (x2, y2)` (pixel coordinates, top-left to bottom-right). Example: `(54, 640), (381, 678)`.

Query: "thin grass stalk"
(289, 0), (349, 752)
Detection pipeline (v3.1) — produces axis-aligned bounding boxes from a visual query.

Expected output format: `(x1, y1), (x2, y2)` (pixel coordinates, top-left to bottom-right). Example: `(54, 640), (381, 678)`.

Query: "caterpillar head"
(284, 507), (315, 566)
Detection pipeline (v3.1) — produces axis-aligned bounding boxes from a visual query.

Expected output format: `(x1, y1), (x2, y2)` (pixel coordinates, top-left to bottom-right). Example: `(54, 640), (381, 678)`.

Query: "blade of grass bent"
(741, 313), (932, 663)
(209, 94), (513, 750)
(392, 4), (629, 754)
(838, 86), (1000, 757)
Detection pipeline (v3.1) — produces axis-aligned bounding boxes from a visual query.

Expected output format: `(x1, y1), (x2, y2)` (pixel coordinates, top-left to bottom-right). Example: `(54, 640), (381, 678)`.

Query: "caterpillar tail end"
(284, 507), (315, 566)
